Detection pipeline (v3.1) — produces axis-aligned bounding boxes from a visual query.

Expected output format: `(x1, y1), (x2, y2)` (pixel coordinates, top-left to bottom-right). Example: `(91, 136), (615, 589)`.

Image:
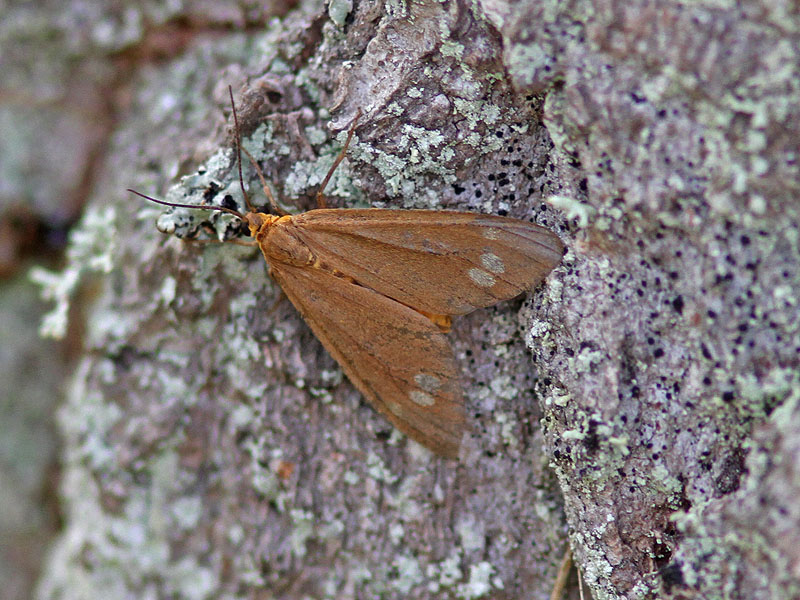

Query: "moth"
(131, 88), (564, 459)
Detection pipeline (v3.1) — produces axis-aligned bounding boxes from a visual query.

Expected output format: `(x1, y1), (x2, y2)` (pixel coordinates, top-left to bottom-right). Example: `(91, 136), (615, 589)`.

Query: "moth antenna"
(229, 85), (287, 217)
(228, 86), (256, 214)
(128, 189), (246, 221)
(240, 143), (287, 216)
(316, 107), (362, 209)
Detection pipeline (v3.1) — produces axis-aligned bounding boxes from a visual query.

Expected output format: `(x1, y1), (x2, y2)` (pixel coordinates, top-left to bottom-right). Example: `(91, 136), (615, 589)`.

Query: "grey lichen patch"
(488, 374), (520, 402)
(192, 241), (255, 294)
(430, 553), (463, 590)
(494, 412), (519, 448)
(283, 151), (351, 202)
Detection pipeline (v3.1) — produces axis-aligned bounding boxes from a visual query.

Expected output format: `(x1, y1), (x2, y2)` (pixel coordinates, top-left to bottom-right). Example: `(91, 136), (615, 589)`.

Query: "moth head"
(243, 211), (279, 238)
(131, 86), (291, 242)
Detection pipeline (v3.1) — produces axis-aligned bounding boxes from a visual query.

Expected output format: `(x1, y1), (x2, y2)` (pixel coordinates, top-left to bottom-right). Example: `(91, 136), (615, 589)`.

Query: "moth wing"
(270, 262), (466, 458)
(291, 209), (564, 316)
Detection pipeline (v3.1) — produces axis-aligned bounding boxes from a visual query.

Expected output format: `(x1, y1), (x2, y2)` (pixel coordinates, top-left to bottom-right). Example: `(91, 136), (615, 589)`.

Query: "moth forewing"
(284, 209), (565, 316)
(254, 208), (563, 458)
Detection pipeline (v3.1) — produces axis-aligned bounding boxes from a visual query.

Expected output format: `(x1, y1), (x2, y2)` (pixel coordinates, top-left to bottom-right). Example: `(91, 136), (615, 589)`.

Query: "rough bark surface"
(9, 0), (796, 599)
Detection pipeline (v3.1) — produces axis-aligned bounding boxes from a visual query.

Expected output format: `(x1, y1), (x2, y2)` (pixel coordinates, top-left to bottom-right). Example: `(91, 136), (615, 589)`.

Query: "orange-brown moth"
(130, 88), (564, 459)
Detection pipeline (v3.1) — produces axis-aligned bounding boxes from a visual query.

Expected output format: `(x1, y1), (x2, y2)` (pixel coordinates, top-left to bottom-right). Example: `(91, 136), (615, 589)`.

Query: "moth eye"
(409, 390), (436, 407)
(467, 268), (496, 288)
(480, 252), (505, 274)
(414, 373), (442, 393)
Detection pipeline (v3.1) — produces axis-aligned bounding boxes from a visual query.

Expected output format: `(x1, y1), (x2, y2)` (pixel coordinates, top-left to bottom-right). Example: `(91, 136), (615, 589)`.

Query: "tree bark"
(26, 1), (799, 599)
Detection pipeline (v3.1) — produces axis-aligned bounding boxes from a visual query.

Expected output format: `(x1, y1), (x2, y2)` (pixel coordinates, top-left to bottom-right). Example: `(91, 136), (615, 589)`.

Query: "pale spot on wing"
(468, 268), (496, 288)
(387, 401), (404, 417)
(410, 390), (435, 407)
(480, 252), (505, 274)
(414, 373), (441, 393)
(483, 228), (501, 240)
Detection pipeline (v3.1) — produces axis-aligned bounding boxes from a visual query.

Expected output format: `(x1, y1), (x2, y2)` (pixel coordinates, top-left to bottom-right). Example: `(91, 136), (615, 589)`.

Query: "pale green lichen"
(547, 194), (596, 228)
(388, 522), (404, 545)
(289, 508), (315, 558)
(452, 98), (502, 131)
(37, 362), (220, 599)
(308, 386), (335, 404)
(572, 346), (605, 374)
(228, 404), (255, 429)
(61, 379), (122, 471)
(386, 479), (424, 522)
(349, 129), (458, 199)
(384, 0), (409, 19)
(456, 517), (485, 553)
(157, 275), (177, 306)
(304, 123), (328, 146)
(365, 452), (399, 484)
(169, 556), (217, 600)
(561, 429), (586, 441)
(489, 374), (519, 401)
(392, 555), (425, 593)
(31, 205), (117, 339)
(327, 0), (352, 27)
(494, 412), (519, 448)
(457, 561), (501, 599)
(431, 552), (463, 589)
(243, 433), (282, 502)
(526, 319), (552, 350)
(381, 101), (402, 117)
(170, 497), (203, 530)
(608, 436), (630, 455)
(548, 391), (572, 408)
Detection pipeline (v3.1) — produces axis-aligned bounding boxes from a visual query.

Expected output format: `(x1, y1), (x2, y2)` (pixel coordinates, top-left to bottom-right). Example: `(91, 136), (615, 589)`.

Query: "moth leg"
(549, 547), (573, 600)
(240, 144), (288, 217)
(266, 290), (287, 315)
(315, 108), (362, 209)
(228, 85), (287, 217)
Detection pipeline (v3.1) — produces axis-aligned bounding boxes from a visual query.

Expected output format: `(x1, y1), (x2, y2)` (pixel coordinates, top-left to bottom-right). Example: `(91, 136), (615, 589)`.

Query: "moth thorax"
(260, 222), (315, 267)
